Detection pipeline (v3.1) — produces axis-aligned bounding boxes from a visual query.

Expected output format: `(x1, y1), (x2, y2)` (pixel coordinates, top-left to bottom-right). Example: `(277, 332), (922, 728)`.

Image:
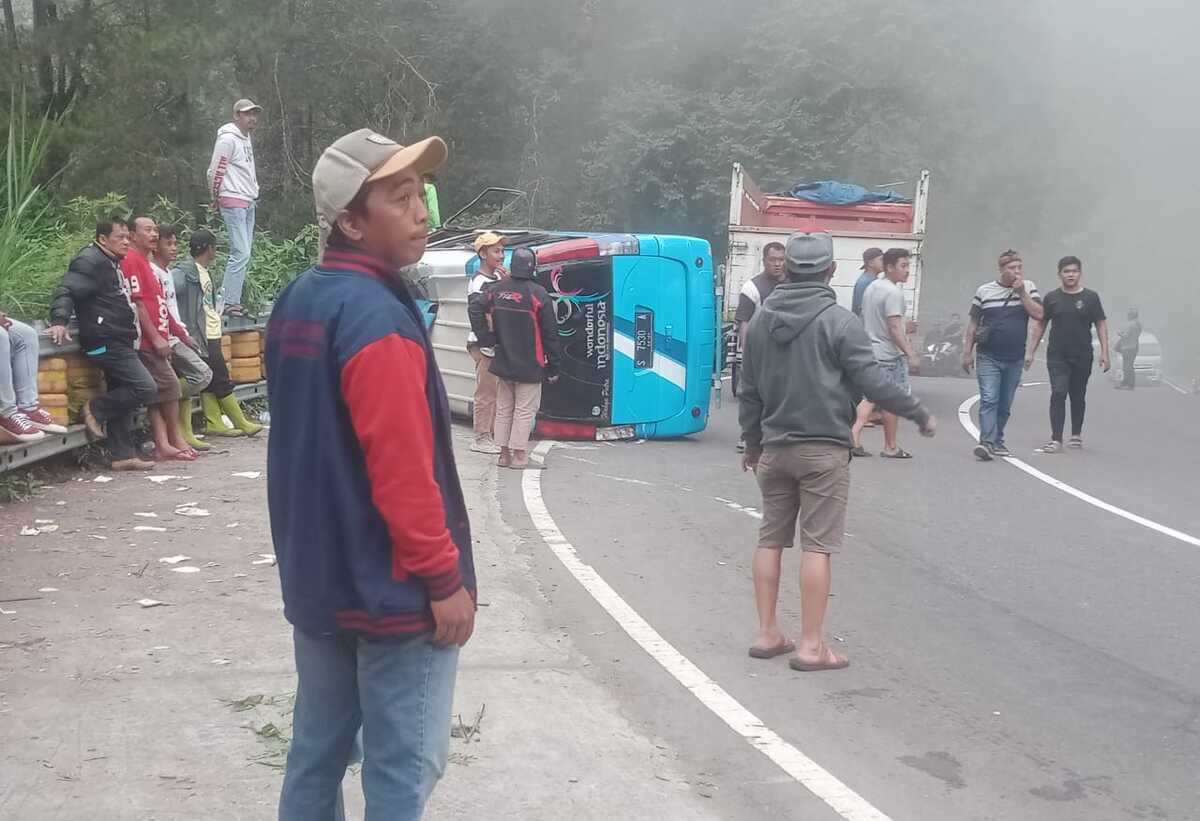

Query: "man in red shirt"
(122, 216), (199, 461)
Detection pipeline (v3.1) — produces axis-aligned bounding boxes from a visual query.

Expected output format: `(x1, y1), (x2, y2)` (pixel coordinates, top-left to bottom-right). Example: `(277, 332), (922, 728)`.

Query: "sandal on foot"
(880, 448), (913, 459)
(850, 445), (872, 458)
(749, 639), (796, 659)
(789, 646), (850, 672)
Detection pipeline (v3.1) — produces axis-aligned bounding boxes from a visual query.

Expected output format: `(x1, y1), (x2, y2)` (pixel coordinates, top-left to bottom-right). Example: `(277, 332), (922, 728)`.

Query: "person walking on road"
(1026, 256), (1109, 453)
(1115, 307), (1143, 390)
(48, 219), (157, 471)
(207, 98), (261, 319)
(172, 230), (263, 440)
(466, 231), (507, 454)
(267, 128), (475, 820)
(469, 247), (561, 470)
(733, 242), (786, 452)
(850, 248), (921, 459)
(0, 313), (68, 443)
(851, 246), (884, 317)
(962, 249), (1043, 460)
(739, 232), (936, 672)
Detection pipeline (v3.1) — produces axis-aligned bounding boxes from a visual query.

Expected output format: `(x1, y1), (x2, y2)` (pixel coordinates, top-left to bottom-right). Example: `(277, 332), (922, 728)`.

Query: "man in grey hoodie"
(739, 232), (936, 672)
(207, 98), (262, 319)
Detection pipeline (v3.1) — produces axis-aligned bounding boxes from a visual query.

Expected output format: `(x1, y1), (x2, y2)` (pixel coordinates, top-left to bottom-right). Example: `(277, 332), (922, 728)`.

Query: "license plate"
(634, 308), (654, 369)
(596, 425), (636, 441)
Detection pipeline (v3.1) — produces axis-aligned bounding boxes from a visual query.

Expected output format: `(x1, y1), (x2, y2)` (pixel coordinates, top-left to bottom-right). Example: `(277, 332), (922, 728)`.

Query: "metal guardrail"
(0, 380), (268, 474)
(2, 315), (271, 474)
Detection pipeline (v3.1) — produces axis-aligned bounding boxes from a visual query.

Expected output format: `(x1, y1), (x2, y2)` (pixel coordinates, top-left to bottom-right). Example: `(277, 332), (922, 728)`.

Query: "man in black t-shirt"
(1026, 256), (1110, 453)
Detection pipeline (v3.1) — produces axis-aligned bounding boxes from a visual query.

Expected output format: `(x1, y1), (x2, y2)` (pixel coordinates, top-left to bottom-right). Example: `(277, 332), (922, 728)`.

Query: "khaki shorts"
(138, 350), (182, 404)
(755, 442), (851, 553)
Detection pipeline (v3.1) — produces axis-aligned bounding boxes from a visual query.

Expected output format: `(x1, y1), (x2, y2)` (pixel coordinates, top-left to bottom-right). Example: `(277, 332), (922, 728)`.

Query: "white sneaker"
(469, 437), (502, 455)
(1067, 436), (1083, 450)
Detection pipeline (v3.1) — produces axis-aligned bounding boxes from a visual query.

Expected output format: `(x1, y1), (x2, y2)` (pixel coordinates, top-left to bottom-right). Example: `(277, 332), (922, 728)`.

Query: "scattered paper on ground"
(174, 506), (210, 518)
(135, 526), (168, 533)
(134, 512), (158, 518)
(20, 526), (39, 536)
(38, 587), (59, 593)
(92, 475), (114, 484)
(158, 555), (191, 564)
(136, 599), (167, 608)
(252, 554), (276, 567)
(148, 475), (187, 484)
(170, 566), (201, 574)
(231, 471), (261, 479)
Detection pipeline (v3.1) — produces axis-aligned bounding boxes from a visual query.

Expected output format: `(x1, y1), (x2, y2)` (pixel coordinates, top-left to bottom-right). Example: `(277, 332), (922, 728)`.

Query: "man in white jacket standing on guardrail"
(207, 98), (262, 320)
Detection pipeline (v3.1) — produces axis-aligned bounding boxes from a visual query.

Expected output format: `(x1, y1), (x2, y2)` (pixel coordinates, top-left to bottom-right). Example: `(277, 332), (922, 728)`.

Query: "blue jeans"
(219, 203), (255, 306)
(0, 319), (40, 416)
(278, 628), (459, 821)
(976, 353), (1023, 447)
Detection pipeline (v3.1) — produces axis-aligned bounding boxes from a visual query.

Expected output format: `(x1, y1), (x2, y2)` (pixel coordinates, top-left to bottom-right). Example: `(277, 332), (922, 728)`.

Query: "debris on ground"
(158, 555), (191, 564)
(252, 554), (276, 567)
(135, 599), (168, 608)
(134, 526), (168, 533)
(231, 471), (262, 479)
(170, 567), (201, 574)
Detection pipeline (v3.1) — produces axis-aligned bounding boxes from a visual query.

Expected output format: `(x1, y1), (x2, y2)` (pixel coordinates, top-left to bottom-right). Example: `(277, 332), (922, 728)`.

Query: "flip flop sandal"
(850, 446), (872, 458)
(789, 655), (850, 672)
(748, 639), (796, 659)
(880, 449), (913, 459)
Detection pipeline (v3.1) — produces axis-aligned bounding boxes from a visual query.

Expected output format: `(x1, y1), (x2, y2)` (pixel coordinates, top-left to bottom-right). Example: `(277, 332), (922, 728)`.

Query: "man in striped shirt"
(962, 249), (1044, 460)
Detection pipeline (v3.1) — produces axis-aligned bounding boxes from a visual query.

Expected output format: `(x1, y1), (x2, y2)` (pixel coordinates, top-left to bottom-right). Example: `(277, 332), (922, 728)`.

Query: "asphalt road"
(496, 368), (1200, 821)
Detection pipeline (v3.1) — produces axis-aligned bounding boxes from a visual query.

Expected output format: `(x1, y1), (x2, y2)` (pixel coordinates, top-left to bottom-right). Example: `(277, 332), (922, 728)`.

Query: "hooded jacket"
(49, 244), (140, 351)
(468, 248), (561, 384)
(739, 280), (930, 450)
(207, 123), (259, 203)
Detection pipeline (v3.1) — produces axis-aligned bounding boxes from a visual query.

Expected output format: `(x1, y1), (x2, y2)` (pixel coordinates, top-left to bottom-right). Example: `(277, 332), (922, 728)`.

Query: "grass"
(1, 90), (317, 322)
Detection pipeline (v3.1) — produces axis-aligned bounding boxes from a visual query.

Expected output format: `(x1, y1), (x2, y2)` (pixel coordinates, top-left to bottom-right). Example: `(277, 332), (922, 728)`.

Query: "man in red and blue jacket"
(267, 128), (475, 820)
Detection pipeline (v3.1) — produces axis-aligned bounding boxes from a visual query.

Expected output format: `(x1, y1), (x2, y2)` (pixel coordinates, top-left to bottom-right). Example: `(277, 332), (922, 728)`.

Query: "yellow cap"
(473, 231), (506, 253)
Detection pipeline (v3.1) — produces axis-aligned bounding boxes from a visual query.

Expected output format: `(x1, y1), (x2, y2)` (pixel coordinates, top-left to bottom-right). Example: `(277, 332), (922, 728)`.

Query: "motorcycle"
(922, 337), (963, 377)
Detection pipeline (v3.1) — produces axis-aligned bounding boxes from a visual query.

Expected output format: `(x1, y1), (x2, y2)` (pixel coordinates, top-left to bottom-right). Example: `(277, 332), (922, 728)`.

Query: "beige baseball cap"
(234, 98), (262, 113)
(312, 128), (448, 253)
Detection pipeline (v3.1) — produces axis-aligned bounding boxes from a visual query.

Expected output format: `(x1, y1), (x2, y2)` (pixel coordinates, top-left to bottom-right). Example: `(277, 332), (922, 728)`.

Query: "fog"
(925, 0), (1200, 376)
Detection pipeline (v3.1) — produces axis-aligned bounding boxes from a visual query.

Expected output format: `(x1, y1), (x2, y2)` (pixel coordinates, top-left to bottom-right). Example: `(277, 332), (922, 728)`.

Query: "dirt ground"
(0, 429), (717, 821)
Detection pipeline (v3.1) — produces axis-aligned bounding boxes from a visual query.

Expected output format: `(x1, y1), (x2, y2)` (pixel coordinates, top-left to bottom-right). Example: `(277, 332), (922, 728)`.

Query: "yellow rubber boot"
(219, 394), (264, 437)
(202, 392), (243, 437)
(179, 382), (211, 451)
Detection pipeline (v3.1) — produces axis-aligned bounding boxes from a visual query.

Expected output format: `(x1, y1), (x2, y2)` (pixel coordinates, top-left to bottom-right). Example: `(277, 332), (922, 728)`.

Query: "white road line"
(1164, 379), (1189, 396)
(714, 496), (764, 520)
(595, 473), (656, 487)
(558, 454), (599, 465)
(957, 395), (1200, 548)
(522, 441), (891, 821)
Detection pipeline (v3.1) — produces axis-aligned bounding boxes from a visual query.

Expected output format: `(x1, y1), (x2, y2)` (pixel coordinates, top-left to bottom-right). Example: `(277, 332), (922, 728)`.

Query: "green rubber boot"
(220, 394), (264, 437)
(179, 381), (211, 451)
(202, 392), (243, 437)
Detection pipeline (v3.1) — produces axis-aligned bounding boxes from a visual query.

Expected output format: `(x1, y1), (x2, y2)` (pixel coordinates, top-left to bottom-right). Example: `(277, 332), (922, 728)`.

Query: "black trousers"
(202, 339), (236, 398)
(1047, 354), (1092, 441)
(85, 343), (157, 460)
